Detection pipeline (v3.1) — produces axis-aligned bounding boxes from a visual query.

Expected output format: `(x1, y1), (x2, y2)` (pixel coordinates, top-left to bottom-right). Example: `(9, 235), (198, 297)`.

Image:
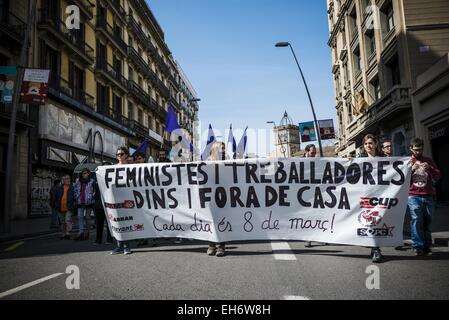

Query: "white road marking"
(283, 295), (311, 300)
(271, 241), (297, 260)
(0, 273), (64, 299)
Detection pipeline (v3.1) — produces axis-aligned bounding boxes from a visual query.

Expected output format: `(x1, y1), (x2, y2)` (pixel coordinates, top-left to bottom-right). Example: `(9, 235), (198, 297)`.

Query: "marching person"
(134, 152), (157, 248)
(93, 171), (113, 245)
(73, 168), (95, 241)
(54, 174), (75, 240)
(49, 179), (61, 229)
(381, 140), (393, 157)
(408, 138), (441, 256)
(110, 147), (132, 255)
(358, 134), (384, 263)
(207, 142), (228, 257)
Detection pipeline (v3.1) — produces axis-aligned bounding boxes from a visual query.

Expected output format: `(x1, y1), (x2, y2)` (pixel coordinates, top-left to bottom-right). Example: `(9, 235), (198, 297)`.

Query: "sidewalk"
(1, 203), (448, 245)
(0, 216), (59, 243)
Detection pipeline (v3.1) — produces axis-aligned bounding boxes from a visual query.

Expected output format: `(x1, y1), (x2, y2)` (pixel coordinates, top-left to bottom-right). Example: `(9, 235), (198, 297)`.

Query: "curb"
(0, 230), (60, 244)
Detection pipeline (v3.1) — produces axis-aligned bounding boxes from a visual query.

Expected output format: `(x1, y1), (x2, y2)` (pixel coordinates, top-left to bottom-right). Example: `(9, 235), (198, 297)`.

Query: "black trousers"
(209, 242), (225, 248)
(95, 207), (112, 243)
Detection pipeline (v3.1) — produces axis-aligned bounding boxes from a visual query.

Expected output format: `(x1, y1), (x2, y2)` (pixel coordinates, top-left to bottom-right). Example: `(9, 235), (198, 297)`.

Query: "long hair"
(362, 134), (380, 156)
(208, 142), (224, 161)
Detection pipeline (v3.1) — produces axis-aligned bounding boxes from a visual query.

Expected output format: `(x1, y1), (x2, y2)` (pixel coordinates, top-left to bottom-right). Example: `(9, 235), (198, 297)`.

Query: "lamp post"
(275, 42), (323, 156)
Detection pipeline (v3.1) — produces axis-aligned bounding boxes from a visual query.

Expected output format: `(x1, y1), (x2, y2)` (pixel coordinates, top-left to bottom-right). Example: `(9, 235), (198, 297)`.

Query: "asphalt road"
(0, 234), (448, 300)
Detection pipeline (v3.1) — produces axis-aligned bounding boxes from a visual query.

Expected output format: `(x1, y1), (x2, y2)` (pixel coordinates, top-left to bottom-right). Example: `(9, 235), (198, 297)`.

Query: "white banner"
(96, 157), (411, 247)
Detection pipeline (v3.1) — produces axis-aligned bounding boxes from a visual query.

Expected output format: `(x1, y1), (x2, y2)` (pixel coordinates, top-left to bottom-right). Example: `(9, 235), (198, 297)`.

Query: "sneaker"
(124, 247), (132, 255)
(110, 247), (124, 255)
(371, 249), (383, 263)
(423, 248), (433, 256)
(216, 247), (225, 257)
(413, 248), (424, 256)
(304, 241), (312, 248)
(207, 246), (216, 256)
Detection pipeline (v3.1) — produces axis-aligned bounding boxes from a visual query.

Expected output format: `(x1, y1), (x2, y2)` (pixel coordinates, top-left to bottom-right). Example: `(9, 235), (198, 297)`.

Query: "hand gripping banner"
(96, 157), (411, 247)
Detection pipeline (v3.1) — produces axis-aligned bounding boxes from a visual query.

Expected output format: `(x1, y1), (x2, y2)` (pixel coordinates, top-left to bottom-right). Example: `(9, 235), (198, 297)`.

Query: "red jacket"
(409, 156), (441, 197)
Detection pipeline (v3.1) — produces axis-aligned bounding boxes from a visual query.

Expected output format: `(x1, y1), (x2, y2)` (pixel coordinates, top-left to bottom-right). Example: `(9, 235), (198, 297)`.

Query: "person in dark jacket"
(54, 174), (75, 240)
(73, 168), (95, 241)
(93, 174), (113, 245)
(49, 179), (61, 228)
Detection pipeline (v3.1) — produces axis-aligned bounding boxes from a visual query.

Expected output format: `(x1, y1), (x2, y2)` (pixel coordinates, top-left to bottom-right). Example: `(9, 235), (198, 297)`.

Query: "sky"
(147, 0), (335, 156)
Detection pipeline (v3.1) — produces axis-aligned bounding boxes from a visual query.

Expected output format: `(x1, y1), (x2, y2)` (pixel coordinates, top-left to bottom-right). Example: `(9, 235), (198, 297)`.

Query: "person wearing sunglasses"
(111, 146), (132, 255)
(381, 140), (393, 157)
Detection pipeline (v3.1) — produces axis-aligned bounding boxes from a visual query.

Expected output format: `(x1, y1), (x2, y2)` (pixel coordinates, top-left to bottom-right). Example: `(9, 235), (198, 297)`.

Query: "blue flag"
(165, 104), (180, 133)
(201, 124), (216, 160)
(132, 139), (148, 157)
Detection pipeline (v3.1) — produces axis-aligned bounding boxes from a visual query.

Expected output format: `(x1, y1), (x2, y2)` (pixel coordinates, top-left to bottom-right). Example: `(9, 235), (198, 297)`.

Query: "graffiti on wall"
(31, 168), (58, 216)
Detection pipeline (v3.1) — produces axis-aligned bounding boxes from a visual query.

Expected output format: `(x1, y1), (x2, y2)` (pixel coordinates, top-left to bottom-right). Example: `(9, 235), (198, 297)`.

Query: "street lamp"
(275, 41), (323, 156)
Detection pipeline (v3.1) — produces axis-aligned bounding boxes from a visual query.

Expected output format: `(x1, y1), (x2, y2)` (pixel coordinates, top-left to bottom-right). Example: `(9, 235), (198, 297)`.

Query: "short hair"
(381, 139), (392, 146)
(305, 144), (316, 152)
(410, 138), (424, 148)
(134, 152), (146, 159)
(116, 146), (129, 155)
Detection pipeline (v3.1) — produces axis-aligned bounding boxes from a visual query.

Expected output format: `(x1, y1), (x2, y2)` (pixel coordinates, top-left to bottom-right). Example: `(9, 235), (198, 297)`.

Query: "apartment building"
(0, 0), (199, 219)
(327, 0), (449, 160)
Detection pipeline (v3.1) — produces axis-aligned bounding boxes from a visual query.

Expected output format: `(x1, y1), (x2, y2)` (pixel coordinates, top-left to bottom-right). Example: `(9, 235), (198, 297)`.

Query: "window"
(365, 30), (376, 58)
(128, 102), (134, 120)
(349, 7), (358, 39)
(381, 0), (395, 35)
(69, 62), (84, 100)
(97, 84), (109, 113)
(352, 46), (361, 74)
(369, 78), (381, 101)
(138, 108), (143, 124)
(41, 43), (59, 77)
(347, 103), (353, 124)
(386, 55), (401, 88)
(113, 95), (122, 116)
(128, 66), (134, 81)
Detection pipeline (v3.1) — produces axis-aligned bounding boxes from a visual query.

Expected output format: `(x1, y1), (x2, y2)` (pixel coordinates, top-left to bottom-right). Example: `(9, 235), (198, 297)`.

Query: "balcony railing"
(96, 18), (127, 53)
(130, 120), (148, 138)
(127, 15), (147, 44)
(38, 9), (94, 64)
(73, 0), (94, 19)
(110, 0), (126, 19)
(96, 59), (128, 90)
(127, 80), (152, 106)
(48, 74), (95, 110)
(127, 46), (151, 77)
(0, 10), (26, 42)
(100, 107), (130, 127)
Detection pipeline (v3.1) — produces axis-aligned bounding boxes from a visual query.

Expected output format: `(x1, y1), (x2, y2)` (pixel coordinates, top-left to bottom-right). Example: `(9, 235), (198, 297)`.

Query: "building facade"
(327, 0), (449, 158)
(1, 0), (199, 221)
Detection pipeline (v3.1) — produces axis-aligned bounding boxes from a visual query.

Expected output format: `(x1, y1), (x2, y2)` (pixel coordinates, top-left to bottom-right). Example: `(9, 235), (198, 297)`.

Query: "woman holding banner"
(207, 142), (228, 257)
(110, 146), (132, 255)
(359, 134), (384, 263)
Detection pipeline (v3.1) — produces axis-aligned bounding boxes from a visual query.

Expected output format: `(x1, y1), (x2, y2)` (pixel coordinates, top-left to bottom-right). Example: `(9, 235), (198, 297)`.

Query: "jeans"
(77, 206), (93, 235)
(51, 208), (60, 225)
(408, 196), (433, 250)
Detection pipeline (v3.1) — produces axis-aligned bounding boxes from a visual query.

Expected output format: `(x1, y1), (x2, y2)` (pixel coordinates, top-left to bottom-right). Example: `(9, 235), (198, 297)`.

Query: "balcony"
(48, 74), (95, 111)
(109, 0), (126, 23)
(127, 15), (148, 44)
(156, 80), (170, 99)
(347, 86), (411, 140)
(95, 59), (128, 92)
(73, 0), (94, 20)
(100, 107), (130, 128)
(127, 46), (151, 78)
(37, 9), (94, 66)
(129, 120), (148, 138)
(127, 80), (152, 108)
(96, 18), (127, 55)
(0, 10), (26, 44)
(0, 103), (35, 127)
